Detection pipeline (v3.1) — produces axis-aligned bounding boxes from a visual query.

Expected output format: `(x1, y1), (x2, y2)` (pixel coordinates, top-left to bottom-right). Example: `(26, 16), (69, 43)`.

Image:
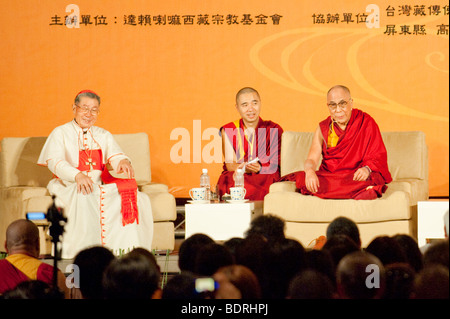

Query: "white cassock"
(38, 120), (153, 259)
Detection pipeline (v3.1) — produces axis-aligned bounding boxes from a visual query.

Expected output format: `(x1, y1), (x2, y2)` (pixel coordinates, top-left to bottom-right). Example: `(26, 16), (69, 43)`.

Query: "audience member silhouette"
(304, 249), (336, 288)
(336, 251), (385, 299)
(286, 269), (335, 299)
(72, 246), (115, 299)
(127, 247), (161, 273)
(410, 264), (449, 299)
(383, 262), (416, 299)
(245, 214), (286, 243)
(213, 264), (262, 299)
(365, 235), (407, 266)
(223, 237), (244, 262)
(1, 280), (63, 299)
(322, 234), (360, 271)
(162, 271), (203, 299)
(392, 234), (423, 273)
(422, 239), (449, 269)
(265, 238), (306, 298)
(178, 233), (214, 273)
(234, 234), (272, 298)
(102, 248), (161, 299)
(194, 242), (234, 276)
(326, 216), (361, 248)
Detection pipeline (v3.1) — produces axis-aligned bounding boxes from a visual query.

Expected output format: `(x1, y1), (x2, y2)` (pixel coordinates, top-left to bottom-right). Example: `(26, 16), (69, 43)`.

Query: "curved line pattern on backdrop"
(250, 24), (448, 123)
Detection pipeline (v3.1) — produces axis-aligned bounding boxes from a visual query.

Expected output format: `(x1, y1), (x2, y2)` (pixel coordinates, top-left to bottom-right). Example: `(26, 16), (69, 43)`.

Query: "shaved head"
(236, 87), (260, 104)
(5, 219), (40, 256)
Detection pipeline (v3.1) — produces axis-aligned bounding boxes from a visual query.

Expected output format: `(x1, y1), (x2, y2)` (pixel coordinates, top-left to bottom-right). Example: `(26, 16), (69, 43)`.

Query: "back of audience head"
(102, 249), (161, 299)
(287, 269), (335, 299)
(223, 237), (244, 262)
(234, 234), (271, 297)
(304, 249), (336, 287)
(336, 251), (385, 299)
(162, 271), (202, 299)
(73, 245), (115, 299)
(1, 280), (64, 299)
(410, 264), (449, 299)
(194, 242), (234, 276)
(365, 235), (407, 266)
(213, 264), (261, 299)
(423, 238), (449, 269)
(322, 234), (360, 271)
(127, 247), (161, 273)
(384, 262), (416, 299)
(265, 238), (306, 298)
(5, 219), (40, 257)
(326, 216), (361, 248)
(178, 233), (214, 273)
(245, 214), (286, 243)
(392, 234), (423, 273)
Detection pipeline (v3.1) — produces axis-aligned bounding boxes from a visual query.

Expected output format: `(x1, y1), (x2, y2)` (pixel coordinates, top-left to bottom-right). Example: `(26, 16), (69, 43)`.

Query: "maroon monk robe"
(217, 118), (283, 201)
(0, 258), (54, 294)
(281, 109), (392, 199)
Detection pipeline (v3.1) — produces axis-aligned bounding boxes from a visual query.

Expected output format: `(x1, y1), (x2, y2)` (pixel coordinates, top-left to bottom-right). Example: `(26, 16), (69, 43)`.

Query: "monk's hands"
(353, 166), (371, 181)
(305, 169), (320, 193)
(245, 162), (261, 174)
(116, 159), (135, 179)
(236, 161), (261, 174)
(75, 172), (94, 195)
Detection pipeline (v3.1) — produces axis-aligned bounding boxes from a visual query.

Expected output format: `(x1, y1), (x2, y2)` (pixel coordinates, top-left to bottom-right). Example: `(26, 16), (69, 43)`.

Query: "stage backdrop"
(0, 1), (448, 197)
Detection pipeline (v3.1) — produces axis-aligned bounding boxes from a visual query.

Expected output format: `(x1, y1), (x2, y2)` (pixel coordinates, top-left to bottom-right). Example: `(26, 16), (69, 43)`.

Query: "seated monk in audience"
(0, 219), (68, 297)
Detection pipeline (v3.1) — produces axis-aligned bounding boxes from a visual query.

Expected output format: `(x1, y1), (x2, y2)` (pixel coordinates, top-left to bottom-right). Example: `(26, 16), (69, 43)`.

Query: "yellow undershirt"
(6, 254), (42, 280)
(327, 121), (339, 148)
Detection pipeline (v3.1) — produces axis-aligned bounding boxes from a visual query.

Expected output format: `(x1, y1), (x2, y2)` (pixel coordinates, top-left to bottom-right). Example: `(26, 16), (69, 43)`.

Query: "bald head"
(5, 219), (40, 256)
(235, 87), (260, 104)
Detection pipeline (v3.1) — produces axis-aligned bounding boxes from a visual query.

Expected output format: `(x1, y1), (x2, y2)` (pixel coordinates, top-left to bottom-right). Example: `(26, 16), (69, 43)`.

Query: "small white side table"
(417, 200), (449, 247)
(185, 201), (263, 241)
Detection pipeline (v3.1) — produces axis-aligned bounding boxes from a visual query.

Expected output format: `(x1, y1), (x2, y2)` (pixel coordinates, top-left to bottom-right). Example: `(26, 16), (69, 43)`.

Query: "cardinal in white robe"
(38, 90), (153, 259)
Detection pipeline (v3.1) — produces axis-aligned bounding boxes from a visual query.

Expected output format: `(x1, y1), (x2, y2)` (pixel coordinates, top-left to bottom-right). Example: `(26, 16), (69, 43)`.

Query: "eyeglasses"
(327, 99), (351, 111)
(76, 104), (99, 115)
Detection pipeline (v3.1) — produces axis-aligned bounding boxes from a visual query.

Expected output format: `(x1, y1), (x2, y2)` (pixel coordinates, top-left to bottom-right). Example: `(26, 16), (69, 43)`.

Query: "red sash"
(77, 150), (139, 226)
(101, 168), (139, 226)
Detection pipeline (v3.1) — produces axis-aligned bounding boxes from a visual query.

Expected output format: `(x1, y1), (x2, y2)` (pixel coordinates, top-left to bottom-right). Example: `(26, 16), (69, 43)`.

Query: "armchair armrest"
(269, 181), (296, 193)
(139, 183), (169, 193)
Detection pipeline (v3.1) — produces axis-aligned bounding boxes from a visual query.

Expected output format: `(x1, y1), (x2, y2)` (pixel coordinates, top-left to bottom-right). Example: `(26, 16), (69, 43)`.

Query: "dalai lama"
(282, 85), (392, 200)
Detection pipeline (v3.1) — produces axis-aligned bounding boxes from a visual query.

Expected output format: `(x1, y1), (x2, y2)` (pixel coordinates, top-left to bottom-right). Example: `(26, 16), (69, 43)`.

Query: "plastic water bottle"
(200, 168), (211, 201)
(234, 169), (244, 188)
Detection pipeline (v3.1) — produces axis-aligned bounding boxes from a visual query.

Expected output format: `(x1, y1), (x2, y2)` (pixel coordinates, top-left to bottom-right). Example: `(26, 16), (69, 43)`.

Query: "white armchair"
(0, 133), (176, 255)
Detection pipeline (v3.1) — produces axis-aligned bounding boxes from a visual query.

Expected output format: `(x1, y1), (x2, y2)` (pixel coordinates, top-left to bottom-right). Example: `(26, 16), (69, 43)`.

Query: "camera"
(195, 277), (219, 294)
(25, 195), (67, 289)
(26, 195), (67, 256)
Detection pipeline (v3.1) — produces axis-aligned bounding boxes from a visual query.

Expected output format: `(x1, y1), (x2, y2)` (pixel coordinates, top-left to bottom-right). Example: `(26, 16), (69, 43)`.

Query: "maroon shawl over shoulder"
(0, 258), (54, 294)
